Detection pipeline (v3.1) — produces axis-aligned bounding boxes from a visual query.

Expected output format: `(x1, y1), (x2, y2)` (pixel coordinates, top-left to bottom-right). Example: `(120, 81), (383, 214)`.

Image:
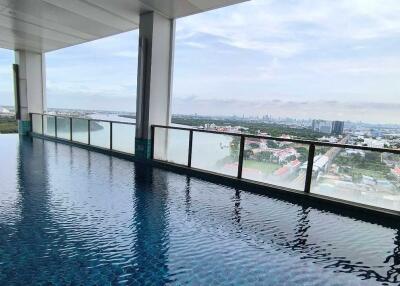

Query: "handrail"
(30, 112), (136, 155)
(31, 114), (399, 155)
(151, 124), (400, 202)
(29, 113), (400, 216)
(31, 112), (135, 126)
(152, 124), (400, 155)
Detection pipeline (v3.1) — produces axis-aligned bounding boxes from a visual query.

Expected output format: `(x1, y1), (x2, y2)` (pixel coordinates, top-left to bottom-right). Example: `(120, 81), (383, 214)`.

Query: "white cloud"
(47, 81), (136, 98)
(183, 41), (208, 49)
(304, 56), (400, 76)
(2, 1), (397, 119)
(177, 0), (400, 57)
(113, 50), (138, 58)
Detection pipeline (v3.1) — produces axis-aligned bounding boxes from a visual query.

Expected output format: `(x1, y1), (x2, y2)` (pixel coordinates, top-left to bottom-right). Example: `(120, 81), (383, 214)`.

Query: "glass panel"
(71, 118), (88, 144)
(56, 117), (70, 140)
(43, 115), (55, 137)
(242, 138), (309, 191)
(32, 114), (42, 134)
(90, 120), (110, 149)
(112, 123), (135, 154)
(311, 147), (400, 211)
(192, 132), (240, 176)
(154, 127), (189, 165)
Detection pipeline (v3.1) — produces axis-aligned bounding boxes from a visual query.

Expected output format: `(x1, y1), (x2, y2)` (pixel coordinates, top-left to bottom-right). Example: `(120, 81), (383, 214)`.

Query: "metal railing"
(30, 113), (136, 155)
(28, 113), (400, 213)
(151, 124), (400, 212)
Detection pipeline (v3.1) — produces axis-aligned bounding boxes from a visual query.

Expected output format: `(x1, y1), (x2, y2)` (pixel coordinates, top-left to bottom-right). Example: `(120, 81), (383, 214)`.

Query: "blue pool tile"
(0, 134), (398, 285)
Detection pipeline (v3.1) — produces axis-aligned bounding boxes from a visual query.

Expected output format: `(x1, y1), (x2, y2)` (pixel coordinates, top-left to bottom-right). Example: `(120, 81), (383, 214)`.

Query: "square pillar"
(14, 50), (46, 135)
(135, 12), (175, 159)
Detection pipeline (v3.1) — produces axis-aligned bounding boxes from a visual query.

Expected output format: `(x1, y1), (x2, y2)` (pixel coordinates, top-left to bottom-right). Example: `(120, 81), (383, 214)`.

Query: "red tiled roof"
(392, 167), (400, 176)
(290, 159), (301, 167)
(274, 166), (289, 176)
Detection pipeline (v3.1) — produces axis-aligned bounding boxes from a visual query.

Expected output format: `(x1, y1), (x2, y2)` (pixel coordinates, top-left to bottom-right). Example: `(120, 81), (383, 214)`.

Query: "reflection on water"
(133, 166), (171, 285)
(0, 135), (399, 285)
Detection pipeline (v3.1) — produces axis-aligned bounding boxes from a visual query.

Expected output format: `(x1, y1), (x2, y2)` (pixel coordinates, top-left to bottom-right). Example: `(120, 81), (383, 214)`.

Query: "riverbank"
(0, 117), (17, 133)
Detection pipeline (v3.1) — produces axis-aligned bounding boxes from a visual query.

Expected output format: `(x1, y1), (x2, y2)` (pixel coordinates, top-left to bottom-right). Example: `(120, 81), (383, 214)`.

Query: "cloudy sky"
(0, 48), (13, 106)
(1, 0), (400, 123)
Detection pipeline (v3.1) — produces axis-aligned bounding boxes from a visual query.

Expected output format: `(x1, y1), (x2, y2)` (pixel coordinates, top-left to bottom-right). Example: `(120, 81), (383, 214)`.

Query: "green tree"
(296, 147), (308, 161)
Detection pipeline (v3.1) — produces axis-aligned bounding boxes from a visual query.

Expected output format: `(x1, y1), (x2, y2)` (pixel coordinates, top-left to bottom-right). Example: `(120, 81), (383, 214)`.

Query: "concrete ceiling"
(0, 0), (246, 53)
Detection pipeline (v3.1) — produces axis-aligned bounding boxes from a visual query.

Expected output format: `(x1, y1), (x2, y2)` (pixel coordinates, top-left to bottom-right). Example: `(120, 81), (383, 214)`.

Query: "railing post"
(110, 122), (113, 150)
(150, 125), (155, 160)
(188, 130), (193, 167)
(87, 119), (91, 145)
(237, 135), (245, 179)
(29, 113), (33, 133)
(41, 114), (44, 135)
(304, 144), (315, 193)
(69, 117), (72, 141)
(54, 116), (57, 138)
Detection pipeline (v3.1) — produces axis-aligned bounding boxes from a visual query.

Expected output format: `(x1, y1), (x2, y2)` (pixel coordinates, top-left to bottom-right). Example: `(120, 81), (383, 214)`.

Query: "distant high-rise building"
(311, 120), (318, 131)
(262, 114), (271, 122)
(312, 119), (344, 135)
(312, 120), (332, 134)
(331, 121), (344, 135)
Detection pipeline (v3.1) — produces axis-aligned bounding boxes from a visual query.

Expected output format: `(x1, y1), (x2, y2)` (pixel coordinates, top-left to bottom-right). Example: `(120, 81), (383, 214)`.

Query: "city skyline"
(0, 0), (400, 124)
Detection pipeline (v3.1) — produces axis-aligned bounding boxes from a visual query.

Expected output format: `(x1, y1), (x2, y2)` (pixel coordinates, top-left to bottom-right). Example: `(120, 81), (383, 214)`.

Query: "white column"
(135, 12), (175, 159)
(14, 50), (46, 135)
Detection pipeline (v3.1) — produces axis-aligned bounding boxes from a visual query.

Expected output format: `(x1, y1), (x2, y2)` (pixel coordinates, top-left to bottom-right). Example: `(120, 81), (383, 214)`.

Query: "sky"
(0, 48), (13, 107)
(1, 0), (400, 124)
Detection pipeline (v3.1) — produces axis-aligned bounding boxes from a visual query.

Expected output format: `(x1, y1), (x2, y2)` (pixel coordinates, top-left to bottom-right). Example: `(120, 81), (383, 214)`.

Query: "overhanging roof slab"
(0, 0), (247, 53)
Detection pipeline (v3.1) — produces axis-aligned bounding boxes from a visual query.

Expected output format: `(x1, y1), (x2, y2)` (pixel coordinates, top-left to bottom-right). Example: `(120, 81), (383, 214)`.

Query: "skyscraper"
(312, 119), (344, 135)
(312, 120), (332, 134)
(331, 121), (344, 135)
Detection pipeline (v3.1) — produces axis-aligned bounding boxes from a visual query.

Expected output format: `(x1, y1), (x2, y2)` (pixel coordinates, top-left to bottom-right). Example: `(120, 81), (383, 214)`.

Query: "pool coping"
(30, 133), (400, 227)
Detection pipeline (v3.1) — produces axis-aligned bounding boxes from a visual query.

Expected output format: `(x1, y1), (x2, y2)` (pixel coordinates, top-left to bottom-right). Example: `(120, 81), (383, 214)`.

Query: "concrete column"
(135, 12), (175, 159)
(14, 50), (46, 135)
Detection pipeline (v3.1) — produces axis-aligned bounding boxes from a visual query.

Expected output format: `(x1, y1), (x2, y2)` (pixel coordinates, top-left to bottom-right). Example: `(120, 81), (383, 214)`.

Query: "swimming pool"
(0, 134), (399, 285)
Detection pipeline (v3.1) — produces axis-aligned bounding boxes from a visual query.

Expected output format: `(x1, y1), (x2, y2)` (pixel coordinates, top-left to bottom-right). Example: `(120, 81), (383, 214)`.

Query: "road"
(291, 135), (349, 189)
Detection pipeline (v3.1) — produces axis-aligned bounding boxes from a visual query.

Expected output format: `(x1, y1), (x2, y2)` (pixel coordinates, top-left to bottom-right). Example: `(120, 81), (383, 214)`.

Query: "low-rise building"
(273, 159), (301, 179)
(391, 167), (400, 181)
(272, 147), (298, 164)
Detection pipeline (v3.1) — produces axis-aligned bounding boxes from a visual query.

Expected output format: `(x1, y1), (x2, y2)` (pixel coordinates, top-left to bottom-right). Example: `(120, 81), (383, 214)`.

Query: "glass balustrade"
(90, 120), (110, 149)
(32, 114), (42, 134)
(191, 131), (240, 176)
(31, 113), (400, 213)
(33, 114), (136, 154)
(43, 115), (55, 137)
(154, 127), (189, 165)
(112, 123), (135, 154)
(242, 138), (310, 191)
(56, 117), (70, 140)
(311, 146), (400, 211)
(71, 118), (89, 144)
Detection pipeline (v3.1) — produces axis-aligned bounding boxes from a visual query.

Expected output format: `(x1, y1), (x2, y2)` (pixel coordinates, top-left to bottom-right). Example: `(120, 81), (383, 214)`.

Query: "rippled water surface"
(0, 134), (399, 285)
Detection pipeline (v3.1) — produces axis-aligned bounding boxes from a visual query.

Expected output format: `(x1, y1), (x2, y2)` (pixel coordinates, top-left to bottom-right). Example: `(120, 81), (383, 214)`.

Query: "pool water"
(0, 134), (399, 285)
